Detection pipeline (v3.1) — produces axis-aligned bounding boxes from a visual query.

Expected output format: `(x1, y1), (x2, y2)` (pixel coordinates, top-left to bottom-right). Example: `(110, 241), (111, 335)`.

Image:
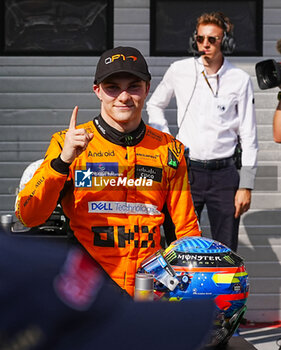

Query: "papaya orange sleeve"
(165, 152), (201, 239)
(15, 136), (69, 227)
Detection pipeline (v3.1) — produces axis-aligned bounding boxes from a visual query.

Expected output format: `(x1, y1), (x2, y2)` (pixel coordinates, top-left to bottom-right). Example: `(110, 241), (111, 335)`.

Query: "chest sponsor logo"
(86, 162), (119, 177)
(75, 169), (92, 188)
(136, 152), (159, 160)
(88, 150), (115, 157)
(135, 165), (162, 182)
(93, 176), (152, 187)
(88, 201), (161, 215)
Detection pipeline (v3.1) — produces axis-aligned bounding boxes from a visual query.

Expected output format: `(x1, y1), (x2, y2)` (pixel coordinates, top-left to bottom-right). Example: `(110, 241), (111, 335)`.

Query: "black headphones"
(189, 15), (236, 55)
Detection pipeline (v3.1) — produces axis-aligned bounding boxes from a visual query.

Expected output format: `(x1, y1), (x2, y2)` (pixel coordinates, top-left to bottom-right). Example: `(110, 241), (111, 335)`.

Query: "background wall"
(0, 0), (281, 322)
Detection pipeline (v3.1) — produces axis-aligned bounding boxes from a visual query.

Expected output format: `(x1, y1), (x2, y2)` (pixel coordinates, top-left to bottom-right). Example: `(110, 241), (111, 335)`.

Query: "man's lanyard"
(202, 71), (219, 98)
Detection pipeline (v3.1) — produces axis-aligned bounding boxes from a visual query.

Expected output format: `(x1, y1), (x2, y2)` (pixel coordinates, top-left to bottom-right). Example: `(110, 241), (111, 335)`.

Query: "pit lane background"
(0, 0), (280, 323)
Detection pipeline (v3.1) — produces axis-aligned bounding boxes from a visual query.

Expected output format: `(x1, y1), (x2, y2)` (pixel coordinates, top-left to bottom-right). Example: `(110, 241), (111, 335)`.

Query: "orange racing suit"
(16, 115), (201, 296)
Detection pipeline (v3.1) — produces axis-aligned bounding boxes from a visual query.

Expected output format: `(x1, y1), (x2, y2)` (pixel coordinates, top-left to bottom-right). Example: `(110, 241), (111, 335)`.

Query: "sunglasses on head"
(196, 35), (221, 44)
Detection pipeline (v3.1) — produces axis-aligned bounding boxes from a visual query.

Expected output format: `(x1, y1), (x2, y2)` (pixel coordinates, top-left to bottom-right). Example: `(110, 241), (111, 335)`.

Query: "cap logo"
(105, 54), (137, 65)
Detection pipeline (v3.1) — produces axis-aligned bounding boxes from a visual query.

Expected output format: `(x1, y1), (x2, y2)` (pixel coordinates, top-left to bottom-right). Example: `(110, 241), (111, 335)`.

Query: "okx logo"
(75, 169), (93, 188)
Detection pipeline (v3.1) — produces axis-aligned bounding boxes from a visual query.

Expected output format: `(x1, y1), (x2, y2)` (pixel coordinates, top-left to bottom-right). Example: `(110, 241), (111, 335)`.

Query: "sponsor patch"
(75, 169), (92, 188)
(124, 135), (134, 145)
(88, 150), (115, 157)
(177, 253), (222, 263)
(93, 176), (152, 187)
(136, 152), (159, 160)
(233, 284), (242, 292)
(168, 148), (179, 169)
(171, 139), (182, 157)
(105, 54), (137, 65)
(146, 129), (163, 141)
(86, 162), (119, 177)
(23, 176), (45, 206)
(88, 201), (161, 215)
(135, 165), (162, 182)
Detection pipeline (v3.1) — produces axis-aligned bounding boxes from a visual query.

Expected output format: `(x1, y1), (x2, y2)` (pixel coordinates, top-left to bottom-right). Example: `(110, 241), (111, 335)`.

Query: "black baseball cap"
(94, 46), (151, 84)
(0, 232), (215, 350)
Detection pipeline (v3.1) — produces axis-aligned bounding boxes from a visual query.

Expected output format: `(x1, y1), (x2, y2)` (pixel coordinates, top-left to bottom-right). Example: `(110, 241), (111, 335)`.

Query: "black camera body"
(255, 59), (281, 90)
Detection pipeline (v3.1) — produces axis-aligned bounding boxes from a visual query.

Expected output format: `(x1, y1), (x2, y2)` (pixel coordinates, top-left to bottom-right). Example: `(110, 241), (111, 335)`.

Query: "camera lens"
(263, 61), (278, 86)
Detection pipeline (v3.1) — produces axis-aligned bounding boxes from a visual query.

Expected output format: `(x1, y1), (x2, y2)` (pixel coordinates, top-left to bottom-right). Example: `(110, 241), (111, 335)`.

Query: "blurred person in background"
(146, 11), (258, 251)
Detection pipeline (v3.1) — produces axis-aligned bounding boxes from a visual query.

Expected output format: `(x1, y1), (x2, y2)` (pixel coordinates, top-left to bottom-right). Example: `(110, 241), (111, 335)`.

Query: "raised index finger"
(69, 106), (78, 130)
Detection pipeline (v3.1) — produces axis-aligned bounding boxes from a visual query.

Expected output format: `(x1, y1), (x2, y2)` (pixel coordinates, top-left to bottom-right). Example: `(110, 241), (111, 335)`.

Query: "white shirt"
(146, 57), (258, 189)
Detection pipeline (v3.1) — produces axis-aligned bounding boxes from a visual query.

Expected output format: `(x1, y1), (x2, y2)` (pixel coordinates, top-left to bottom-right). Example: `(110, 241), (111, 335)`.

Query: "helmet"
(139, 236), (249, 346)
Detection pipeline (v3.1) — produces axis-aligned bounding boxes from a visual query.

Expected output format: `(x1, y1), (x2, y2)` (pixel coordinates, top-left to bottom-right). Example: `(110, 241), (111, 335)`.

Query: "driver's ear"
(145, 82), (151, 96)
(93, 84), (101, 100)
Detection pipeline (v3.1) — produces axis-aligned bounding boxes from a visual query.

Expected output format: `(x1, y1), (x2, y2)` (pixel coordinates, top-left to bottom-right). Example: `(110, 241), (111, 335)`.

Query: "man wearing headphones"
(146, 12), (258, 251)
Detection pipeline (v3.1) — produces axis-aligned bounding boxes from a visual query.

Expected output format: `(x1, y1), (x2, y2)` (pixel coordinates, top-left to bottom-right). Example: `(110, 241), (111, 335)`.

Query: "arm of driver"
(15, 138), (68, 227)
(166, 156), (201, 238)
(15, 106), (94, 227)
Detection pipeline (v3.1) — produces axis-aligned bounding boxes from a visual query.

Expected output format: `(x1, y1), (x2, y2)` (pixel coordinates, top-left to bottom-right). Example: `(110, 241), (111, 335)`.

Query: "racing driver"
(15, 46), (201, 296)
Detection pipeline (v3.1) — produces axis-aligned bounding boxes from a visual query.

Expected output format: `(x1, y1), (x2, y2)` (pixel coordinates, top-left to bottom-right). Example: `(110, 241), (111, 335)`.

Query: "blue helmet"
(139, 236), (249, 346)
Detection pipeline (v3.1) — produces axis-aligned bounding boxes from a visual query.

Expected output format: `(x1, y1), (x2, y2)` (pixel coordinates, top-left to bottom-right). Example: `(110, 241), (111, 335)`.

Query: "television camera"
(255, 59), (281, 90)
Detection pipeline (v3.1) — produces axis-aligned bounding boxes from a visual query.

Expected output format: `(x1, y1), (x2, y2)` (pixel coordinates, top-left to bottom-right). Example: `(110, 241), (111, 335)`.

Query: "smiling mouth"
(115, 105), (134, 109)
